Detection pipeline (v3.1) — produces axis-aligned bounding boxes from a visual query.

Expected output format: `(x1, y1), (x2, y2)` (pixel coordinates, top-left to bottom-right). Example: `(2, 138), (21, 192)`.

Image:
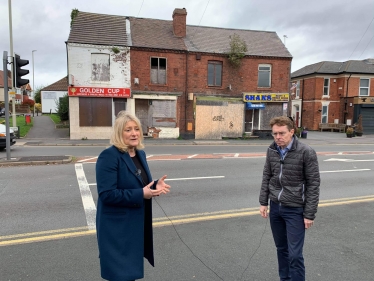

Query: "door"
(135, 99), (149, 134)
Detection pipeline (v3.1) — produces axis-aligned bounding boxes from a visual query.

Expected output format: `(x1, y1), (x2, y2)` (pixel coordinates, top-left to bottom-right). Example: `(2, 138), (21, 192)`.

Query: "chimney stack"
(172, 8), (187, 37)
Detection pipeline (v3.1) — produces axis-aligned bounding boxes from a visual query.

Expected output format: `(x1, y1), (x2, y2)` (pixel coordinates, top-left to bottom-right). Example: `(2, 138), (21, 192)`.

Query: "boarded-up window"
(151, 100), (176, 127)
(79, 97), (112, 126)
(114, 98), (127, 117)
(150, 57), (166, 84)
(208, 61), (222, 86)
(92, 54), (110, 81)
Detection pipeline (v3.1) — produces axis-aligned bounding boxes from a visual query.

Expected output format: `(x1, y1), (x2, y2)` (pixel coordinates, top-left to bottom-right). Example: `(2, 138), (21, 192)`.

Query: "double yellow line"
(1, 195), (374, 247)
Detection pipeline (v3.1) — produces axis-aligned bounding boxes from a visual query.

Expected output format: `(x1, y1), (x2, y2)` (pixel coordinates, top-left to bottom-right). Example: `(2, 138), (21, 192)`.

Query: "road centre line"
(2, 195), (374, 247)
(320, 169), (371, 173)
(75, 163), (97, 230)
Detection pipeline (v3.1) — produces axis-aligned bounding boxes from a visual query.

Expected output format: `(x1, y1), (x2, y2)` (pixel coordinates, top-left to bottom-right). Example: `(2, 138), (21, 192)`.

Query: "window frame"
(321, 105), (328, 124)
(150, 57), (167, 85)
(359, 78), (370, 96)
(258, 64), (271, 88)
(296, 80), (300, 98)
(207, 61), (223, 87)
(323, 78), (329, 96)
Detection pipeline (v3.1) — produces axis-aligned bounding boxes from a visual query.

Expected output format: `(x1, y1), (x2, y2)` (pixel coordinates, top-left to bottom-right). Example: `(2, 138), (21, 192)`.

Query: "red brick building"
(67, 8), (292, 139)
(291, 59), (374, 134)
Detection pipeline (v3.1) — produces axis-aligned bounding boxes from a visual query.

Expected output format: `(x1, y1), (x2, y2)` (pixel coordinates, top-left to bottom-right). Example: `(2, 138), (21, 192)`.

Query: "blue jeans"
(269, 201), (306, 281)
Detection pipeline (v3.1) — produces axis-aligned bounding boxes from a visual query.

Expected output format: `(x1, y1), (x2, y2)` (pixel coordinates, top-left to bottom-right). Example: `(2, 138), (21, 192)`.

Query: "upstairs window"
(359, 78), (369, 96)
(323, 78), (329, 96)
(296, 80), (300, 97)
(151, 57), (167, 84)
(208, 61), (222, 86)
(91, 54), (110, 82)
(258, 64), (271, 87)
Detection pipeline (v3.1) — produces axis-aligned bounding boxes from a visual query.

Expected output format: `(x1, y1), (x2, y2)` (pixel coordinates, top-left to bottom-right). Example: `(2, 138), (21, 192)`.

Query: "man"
(259, 116), (320, 281)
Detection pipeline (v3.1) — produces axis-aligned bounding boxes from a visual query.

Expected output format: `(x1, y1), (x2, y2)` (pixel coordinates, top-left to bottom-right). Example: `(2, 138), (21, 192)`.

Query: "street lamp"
(32, 50), (37, 116)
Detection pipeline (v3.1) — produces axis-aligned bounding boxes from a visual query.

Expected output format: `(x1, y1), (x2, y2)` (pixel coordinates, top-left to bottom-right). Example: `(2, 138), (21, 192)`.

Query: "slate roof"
(67, 11), (291, 58)
(184, 25), (291, 57)
(291, 58), (374, 78)
(41, 76), (68, 91)
(68, 12), (129, 46)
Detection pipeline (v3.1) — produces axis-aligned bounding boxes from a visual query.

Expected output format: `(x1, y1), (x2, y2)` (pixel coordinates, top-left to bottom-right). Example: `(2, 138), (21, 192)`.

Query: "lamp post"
(32, 50), (37, 116)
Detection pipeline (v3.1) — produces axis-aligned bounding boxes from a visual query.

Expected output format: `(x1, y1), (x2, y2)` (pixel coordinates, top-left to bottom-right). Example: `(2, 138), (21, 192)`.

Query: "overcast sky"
(1, 0), (373, 90)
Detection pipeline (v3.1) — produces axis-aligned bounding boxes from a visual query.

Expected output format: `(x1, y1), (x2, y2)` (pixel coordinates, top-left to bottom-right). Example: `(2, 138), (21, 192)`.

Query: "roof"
(67, 12), (129, 46)
(41, 76), (68, 91)
(68, 11), (291, 58)
(291, 58), (374, 78)
(0, 70), (12, 88)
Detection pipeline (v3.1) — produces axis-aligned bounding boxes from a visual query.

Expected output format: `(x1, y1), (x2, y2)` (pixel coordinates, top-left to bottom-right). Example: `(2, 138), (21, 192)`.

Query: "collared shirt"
(277, 137), (294, 159)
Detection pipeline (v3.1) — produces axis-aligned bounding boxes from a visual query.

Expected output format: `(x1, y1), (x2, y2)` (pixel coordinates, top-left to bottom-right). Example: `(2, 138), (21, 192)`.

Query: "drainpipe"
(344, 74), (352, 124)
(185, 51), (188, 137)
(300, 78), (304, 127)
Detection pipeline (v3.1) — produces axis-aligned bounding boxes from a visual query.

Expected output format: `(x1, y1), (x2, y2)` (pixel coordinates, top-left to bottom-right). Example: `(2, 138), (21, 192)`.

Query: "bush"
(56, 94), (69, 121)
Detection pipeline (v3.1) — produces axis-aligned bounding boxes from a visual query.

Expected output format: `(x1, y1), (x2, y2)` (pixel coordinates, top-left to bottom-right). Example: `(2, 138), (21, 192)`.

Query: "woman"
(96, 111), (170, 281)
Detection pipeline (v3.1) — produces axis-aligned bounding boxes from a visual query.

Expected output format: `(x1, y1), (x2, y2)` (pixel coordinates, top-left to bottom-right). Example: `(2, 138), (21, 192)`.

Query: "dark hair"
(270, 116), (295, 131)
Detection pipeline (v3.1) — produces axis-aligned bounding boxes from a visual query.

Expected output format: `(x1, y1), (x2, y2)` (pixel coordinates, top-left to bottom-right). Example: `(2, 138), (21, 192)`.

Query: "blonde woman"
(96, 111), (170, 281)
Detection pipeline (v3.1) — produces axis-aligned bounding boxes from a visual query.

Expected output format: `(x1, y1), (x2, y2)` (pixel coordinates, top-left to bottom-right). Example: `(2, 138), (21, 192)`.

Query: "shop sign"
(243, 93), (289, 102)
(68, 86), (131, 98)
(246, 102), (265, 109)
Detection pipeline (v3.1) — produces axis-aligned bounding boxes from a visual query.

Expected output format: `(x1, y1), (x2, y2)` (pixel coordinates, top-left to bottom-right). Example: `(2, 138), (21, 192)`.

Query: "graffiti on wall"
(213, 115), (224, 121)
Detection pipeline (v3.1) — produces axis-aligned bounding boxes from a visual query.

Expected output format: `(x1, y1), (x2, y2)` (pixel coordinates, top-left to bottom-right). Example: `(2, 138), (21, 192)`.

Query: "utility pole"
(32, 50), (37, 116)
(3, 51), (11, 160)
(8, 0), (16, 127)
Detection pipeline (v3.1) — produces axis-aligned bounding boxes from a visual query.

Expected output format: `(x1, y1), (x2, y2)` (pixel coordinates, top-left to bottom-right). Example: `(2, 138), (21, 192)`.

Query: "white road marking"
(188, 154), (198, 158)
(75, 163), (96, 230)
(234, 153), (239, 157)
(320, 169), (371, 173)
(324, 158), (374, 162)
(77, 156), (98, 163)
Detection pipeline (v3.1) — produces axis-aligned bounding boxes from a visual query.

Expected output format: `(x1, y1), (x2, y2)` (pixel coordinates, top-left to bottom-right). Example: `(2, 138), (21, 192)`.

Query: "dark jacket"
(96, 146), (157, 281)
(259, 137), (320, 220)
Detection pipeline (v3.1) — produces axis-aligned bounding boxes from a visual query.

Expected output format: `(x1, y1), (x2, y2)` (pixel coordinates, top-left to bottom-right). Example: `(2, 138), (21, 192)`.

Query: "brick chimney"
(172, 8), (187, 37)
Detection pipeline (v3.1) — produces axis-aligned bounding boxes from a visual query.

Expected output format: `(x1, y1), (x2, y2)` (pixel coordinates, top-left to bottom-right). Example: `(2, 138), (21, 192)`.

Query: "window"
(79, 97), (112, 126)
(208, 61), (222, 86)
(151, 57), (167, 84)
(91, 54), (110, 81)
(323, 78), (329, 96)
(321, 105), (328, 123)
(258, 64), (271, 87)
(296, 80), (300, 98)
(359, 78), (369, 96)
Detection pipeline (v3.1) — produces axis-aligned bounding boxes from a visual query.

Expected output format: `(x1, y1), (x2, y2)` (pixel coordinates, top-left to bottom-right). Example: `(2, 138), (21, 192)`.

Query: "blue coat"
(96, 145), (156, 281)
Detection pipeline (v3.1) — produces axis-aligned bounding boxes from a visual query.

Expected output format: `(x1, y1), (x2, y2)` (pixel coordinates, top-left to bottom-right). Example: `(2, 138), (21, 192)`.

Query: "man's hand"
(260, 205), (268, 218)
(304, 218), (314, 229)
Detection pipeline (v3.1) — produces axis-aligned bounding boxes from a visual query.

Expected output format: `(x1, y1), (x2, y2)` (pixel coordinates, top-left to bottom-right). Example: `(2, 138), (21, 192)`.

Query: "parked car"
(0, 108), (5, 117)
(0, 124), (16, 150)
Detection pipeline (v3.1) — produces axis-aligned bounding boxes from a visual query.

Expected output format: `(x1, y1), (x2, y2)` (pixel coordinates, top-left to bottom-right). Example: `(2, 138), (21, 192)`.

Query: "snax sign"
(243, 93), (289, 103)
(68, 86), (131, 98)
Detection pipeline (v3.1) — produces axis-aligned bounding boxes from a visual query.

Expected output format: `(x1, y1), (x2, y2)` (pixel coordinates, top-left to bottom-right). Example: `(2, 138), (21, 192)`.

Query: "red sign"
(68, 86), (131, 98)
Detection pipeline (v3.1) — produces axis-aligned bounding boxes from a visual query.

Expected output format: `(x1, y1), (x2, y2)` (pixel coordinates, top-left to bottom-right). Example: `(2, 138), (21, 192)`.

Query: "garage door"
(361, 107), (374, 134)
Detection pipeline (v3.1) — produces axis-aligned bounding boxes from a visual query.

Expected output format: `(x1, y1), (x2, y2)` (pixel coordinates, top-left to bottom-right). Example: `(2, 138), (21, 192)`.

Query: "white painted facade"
(67, 43), (131, 139)
(41, 91), (67, 113)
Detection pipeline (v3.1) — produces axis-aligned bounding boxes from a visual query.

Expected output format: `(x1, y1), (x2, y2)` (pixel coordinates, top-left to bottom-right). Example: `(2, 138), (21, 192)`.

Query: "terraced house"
(66, 8), (292, 139)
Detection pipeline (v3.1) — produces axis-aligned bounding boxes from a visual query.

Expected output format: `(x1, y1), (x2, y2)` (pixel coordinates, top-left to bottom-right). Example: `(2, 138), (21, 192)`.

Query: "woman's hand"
(156, 175), (171, 195)
(143, 181), (163, 199)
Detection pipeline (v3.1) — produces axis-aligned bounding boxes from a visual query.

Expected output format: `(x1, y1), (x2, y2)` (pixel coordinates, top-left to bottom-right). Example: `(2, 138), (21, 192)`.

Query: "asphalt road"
(1, 146), (374, 280)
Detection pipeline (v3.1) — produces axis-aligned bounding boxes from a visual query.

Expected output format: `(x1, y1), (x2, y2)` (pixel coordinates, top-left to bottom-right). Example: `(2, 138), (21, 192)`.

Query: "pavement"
(1, 114), (373, 166)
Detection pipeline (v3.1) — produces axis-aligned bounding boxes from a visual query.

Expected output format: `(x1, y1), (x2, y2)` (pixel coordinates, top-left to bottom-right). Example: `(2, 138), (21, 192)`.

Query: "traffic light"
(14, 54), (29, 87)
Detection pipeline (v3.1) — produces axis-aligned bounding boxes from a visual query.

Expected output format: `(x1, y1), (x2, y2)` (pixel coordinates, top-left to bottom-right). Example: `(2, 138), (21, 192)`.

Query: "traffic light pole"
(8, 0), (16, 127)
(3, 51), (11, 160)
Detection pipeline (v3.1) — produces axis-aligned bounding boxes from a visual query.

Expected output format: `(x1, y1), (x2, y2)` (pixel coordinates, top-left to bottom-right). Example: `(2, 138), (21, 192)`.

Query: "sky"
(1, 0), (373, 90)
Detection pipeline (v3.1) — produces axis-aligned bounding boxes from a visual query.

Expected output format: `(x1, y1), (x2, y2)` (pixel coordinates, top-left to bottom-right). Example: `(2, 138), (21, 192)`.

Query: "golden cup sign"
(243, 93), (289, 103)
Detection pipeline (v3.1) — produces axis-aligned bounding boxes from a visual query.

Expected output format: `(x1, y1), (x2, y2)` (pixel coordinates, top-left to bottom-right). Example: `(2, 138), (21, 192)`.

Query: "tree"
(228, 33), (248, 68)
(33, 85), (45, 104)
(56, 94), (69, 121)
